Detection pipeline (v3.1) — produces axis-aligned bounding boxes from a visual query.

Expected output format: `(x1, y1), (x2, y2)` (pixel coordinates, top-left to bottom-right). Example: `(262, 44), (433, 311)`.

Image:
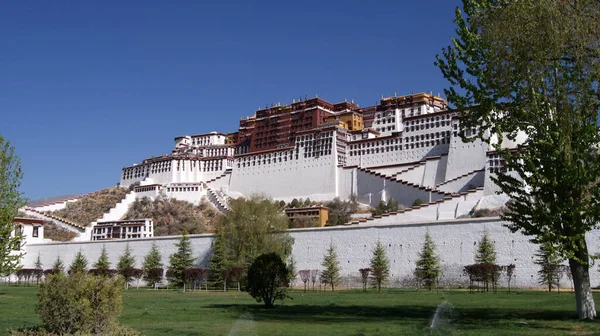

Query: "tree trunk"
(569, 256), (597, 320)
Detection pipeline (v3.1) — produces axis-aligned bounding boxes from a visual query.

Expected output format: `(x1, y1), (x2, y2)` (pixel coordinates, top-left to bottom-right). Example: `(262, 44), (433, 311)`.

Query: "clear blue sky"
(1, 0), (462, 200)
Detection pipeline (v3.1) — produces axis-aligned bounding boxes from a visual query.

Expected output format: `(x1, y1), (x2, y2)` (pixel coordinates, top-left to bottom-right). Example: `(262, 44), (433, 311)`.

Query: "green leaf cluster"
(209, 195), (294, 283)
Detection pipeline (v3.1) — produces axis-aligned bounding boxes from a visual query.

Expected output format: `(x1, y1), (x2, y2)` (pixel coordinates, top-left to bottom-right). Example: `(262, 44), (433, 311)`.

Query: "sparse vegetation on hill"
(43, 222), (78, 242)
(48, 187), (128, 226)
(123, 195), (220, 236)
(325, 197), (358, 226)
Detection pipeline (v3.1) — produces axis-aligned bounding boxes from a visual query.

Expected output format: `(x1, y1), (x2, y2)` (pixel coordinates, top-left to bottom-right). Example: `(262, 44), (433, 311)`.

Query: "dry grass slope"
(48, 187), (129, 226)
(43, 222), (79, 242)
(123, 195), (221, 236)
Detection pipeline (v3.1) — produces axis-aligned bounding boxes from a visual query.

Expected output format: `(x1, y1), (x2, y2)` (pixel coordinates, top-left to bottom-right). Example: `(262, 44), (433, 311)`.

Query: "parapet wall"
(23, 218), (600, 288)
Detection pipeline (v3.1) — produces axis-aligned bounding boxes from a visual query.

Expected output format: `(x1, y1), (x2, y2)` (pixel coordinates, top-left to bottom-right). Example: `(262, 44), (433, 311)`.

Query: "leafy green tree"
(247, 253), (289, 308)
(321, 243), (340, 291)
(169, 230), (196, 290)
(211, 195), (294, 280)
(69, 250), (88, 274)
(0, 136), (26, 276)
(303, 198), (312, 207)
(415, 231), (441, 290)
(370, 241), (390, 292)
(93, 246), (111, 270)
(289, 198), (300, 208)
(143, 242), (163, 289)
(52, 256), (64, 274)
(436, 0), (600, 319)
(475, 231), (496, 265)
(535, 242), (563, 292)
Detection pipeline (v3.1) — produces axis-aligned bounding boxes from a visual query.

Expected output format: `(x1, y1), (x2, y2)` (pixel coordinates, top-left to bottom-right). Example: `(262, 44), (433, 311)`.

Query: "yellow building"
(325, 111), (363, 131)
(285, 206), (329, 227)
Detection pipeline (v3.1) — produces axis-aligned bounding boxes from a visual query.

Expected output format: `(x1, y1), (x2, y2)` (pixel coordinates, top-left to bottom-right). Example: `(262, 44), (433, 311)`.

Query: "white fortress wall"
(394, 162), (427, 185)
(337, 167), (358, 200)
(23, 218), (600, 288)
(229, 150), (338, 202)
(444, 122), (489, 181)
(356, 169), (438, 207)
(347, 140), (449, 169)
(422, 156), (446, 187)
(163, 183), (204, 205)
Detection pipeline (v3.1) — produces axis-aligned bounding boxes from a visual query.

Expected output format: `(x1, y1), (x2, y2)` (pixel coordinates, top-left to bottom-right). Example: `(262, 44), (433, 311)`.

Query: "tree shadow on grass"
(206, 303), (581, 325)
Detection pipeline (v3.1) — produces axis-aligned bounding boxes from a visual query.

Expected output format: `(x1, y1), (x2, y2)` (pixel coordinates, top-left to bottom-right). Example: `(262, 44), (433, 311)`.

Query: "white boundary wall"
(23, 218), (600, 288)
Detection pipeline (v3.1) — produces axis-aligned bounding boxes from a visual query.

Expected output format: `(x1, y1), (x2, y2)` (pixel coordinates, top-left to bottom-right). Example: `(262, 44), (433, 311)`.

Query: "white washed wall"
(23, 218), (600, 288)
(229, 154), (338, 202)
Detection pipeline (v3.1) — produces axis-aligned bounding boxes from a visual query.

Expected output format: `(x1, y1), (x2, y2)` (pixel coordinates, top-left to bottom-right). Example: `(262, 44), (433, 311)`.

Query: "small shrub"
(9, 325), (142, 336)
(247, 253), (289, 308)
(412, 199), (425, 207)
(36, 273), (126, 335)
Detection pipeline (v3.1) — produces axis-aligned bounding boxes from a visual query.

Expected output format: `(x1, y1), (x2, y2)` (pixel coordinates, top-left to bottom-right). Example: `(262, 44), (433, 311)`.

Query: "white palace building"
(21, 92), (526, 243)
(115, 92), (521, 226)
(22, 92), (600, 290)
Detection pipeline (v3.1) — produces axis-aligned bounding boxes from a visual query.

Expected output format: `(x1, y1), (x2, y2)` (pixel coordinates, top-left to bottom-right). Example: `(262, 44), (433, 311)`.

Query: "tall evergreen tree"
(370, 241), (390, 293)
(208, 233), (230, 285)
(415, 231), (441, 290)
(169, 230), (196, 290)
(34, 253), (42, 270)
(143, 242), (162, 270)
(0, 136), (26, 277)
(69, 250), (88, 274)
(321, 243), (340, 291)
(475, 231), (497, 264)
(52, 256), (64, 274)
(117, 243), (135, 271)
(535, 242), (563, 292)
(142, 242), (163, 289)
(93, 246), (110, 270)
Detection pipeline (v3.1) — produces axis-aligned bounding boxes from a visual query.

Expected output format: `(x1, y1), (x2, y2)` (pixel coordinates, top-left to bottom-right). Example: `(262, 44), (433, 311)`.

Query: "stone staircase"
(205, 169), (232, 188)
(358, 166), (452, 202)
(435, 169), (485, 193)
(205, 185), (230, 213)
(344, 188), (484, 226)
(96, 190), (138, 222)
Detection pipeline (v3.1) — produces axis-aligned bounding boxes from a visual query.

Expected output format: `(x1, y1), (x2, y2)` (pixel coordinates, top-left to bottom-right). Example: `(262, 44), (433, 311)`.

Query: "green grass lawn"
(2, 285), (600, 335)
